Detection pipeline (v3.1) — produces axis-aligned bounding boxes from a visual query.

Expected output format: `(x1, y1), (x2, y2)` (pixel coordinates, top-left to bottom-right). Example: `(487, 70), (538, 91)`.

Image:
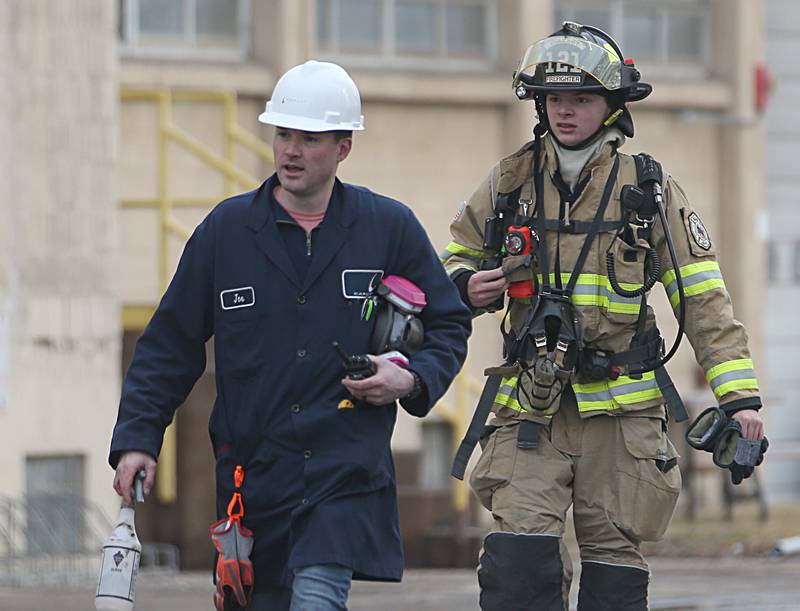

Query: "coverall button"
(297, 349), (307, 358)
(301, 498), (309, 505)
(303, 450), (312, 459)
(297, 295), (307, 304)
(291, 403), (300, 413)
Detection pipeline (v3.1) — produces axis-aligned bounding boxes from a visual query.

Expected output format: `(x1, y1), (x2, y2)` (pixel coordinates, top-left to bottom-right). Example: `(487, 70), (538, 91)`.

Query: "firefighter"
(443, 22), (766, 610)
(109, 60), (471, 610)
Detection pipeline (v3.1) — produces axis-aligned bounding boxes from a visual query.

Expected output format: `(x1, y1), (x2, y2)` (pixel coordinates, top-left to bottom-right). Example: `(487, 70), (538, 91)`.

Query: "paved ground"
(2, 556), (799, 610)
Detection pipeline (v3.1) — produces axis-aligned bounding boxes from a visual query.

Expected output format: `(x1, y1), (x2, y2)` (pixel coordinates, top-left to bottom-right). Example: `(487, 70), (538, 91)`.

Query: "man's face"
(272, 128), (352, 198)
(545, 91), (610, 146)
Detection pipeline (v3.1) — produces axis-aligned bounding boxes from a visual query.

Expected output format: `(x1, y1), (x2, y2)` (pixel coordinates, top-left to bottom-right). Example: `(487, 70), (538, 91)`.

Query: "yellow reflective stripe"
(535, 273), (642, 315)
(495, 376), (524, 412)
(444, 262), (478, 275)
(705, 358), (754, 381)
(577, 399), (616, 411)
(714, 378), (760, 398)
(571, 380), (607, 394)
(537, 272), (642, 291)
(706, 358), (759, 399)
(668, 278), (726, 308)
(444, 241), (489, 260)
(662, 261), (725, 308)
(613, 387), (663, 403)
(573, 372), (662, 412)
(661, 261), (720, 286)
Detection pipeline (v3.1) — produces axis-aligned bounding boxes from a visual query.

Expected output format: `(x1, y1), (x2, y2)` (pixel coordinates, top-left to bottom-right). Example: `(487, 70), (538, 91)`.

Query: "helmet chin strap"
(551, 124), (608, 151)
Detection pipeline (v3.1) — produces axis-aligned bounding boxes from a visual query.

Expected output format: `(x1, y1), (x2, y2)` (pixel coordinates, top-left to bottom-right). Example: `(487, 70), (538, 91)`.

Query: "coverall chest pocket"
(215, 308), (269, 379)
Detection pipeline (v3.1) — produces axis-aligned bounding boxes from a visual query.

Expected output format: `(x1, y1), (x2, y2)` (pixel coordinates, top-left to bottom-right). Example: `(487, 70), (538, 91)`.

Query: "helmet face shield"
(513, 35), (623, 92)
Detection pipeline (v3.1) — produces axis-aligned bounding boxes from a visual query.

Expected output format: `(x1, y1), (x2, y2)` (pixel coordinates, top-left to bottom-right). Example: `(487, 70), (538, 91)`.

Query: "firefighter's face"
(545, 92), (609, 146)
(273, 128), (351, 200)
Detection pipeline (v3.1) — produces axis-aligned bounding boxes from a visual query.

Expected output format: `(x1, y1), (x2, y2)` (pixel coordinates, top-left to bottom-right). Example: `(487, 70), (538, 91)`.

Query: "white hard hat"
(258, 60), (365, 132)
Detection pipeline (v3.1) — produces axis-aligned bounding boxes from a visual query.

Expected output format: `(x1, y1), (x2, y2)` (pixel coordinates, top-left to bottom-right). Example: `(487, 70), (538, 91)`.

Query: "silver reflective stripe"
(708, 367), (757, 392)
(663, 266), (724, 301)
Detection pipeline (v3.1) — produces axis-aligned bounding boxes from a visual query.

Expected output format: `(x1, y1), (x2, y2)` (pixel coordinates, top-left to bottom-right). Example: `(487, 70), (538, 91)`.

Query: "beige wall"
(0, 1), (120, 519)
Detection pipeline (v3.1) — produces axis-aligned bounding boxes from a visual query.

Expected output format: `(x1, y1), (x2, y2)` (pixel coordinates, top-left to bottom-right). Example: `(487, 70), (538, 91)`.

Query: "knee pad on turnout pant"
(478, 532), (565, 611)
(577, 561), (649, 611)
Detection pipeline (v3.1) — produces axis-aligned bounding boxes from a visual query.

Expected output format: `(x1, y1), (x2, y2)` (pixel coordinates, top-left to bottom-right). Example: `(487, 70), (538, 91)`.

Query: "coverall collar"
(246, 174), (357, 231)
(246, 174), (357, 292)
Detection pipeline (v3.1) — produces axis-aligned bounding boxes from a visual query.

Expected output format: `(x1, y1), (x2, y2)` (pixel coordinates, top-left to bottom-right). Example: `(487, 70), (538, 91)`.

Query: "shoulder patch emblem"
(688, 212), (711, 251)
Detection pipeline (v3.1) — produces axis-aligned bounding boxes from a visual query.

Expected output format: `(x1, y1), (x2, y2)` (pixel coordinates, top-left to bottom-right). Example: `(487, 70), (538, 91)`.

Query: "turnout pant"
(470, 389), (681, 610)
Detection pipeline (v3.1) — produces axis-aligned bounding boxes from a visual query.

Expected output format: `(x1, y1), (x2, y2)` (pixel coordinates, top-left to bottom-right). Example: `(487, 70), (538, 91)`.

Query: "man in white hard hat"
(109, 61), (471, 610)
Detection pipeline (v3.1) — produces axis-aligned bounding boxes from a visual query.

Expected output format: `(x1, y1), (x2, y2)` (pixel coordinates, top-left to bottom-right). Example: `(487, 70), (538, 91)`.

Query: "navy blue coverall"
(109, 175), (472, 590)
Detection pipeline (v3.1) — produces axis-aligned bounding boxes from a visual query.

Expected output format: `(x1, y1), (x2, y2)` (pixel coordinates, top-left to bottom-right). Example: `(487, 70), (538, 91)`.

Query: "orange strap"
(226, 465), (246, 520)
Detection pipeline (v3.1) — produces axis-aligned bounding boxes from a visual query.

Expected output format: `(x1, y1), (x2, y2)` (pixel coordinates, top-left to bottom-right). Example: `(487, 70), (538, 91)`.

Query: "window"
(25, 455), (86, 554)
(316, 0), (498, 70)
(554, 0), (711, 79)
(119, 0), (251, 60)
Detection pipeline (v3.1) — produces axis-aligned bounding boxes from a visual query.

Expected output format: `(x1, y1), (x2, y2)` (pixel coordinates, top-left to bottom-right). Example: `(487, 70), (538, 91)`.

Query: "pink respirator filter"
(379, 275), (427, 313)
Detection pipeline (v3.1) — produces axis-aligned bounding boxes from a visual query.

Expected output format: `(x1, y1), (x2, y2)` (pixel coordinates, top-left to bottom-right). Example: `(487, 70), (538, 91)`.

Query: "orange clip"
(226, 465), (246, 521)
(227, 492), (244, 521)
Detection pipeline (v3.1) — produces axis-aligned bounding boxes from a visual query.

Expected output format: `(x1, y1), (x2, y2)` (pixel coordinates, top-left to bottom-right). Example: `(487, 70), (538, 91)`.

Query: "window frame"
(554, 0), (712, 80)
(314, 0), (499, 72)
(119, 0), (252, 62)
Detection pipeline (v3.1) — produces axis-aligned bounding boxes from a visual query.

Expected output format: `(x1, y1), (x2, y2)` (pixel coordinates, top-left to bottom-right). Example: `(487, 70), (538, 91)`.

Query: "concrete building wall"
(0, 1), (120, 520)
(764, 0), (800, 502)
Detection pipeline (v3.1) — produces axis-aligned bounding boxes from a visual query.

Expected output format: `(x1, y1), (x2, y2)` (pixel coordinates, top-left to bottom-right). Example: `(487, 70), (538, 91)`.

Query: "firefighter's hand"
(114, 451), (157, 505)
(732, 409), (765, 441)
(342, 356), (415, 405)
(467, 267), (510, 308)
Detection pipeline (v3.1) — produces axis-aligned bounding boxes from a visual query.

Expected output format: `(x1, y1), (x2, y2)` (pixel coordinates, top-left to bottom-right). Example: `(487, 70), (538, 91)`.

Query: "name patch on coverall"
(220, 286), (255, 310)
(341, 270), (384, 299)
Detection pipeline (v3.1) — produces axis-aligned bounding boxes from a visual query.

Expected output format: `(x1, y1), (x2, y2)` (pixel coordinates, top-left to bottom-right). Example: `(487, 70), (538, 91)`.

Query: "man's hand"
(467, 267), (509, 308)
(732, 409), (765, 441)
(342, 356), (415, 405)
(114, 451), (157, 506)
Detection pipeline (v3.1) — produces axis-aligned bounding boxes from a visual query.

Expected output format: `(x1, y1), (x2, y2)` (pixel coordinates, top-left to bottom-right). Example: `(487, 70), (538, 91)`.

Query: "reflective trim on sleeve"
(706, 358), (759, 399)
(573, 372), (662, 412)
(440, 241), (490, 264)
(445, 262), (479, 276)
(661, 261), (725, 308)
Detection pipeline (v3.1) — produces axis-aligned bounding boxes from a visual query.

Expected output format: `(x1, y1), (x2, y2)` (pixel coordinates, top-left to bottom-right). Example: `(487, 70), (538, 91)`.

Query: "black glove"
(728, 436), (769, 485)
(686, 407), (769, 485)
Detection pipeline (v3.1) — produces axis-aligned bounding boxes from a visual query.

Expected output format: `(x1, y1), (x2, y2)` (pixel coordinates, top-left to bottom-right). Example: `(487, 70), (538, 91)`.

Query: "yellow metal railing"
(121, 88), (273, 293)
(120, 87), (274, 502)
(436, 372), (484, 514)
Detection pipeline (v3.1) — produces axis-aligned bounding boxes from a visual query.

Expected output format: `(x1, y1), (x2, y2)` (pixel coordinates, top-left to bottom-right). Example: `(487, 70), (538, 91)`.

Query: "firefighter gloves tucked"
(686, 407), (768, 485)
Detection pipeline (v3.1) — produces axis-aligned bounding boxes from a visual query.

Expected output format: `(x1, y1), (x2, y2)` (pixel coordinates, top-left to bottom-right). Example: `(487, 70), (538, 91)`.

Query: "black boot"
(577, 560), (648, 611)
